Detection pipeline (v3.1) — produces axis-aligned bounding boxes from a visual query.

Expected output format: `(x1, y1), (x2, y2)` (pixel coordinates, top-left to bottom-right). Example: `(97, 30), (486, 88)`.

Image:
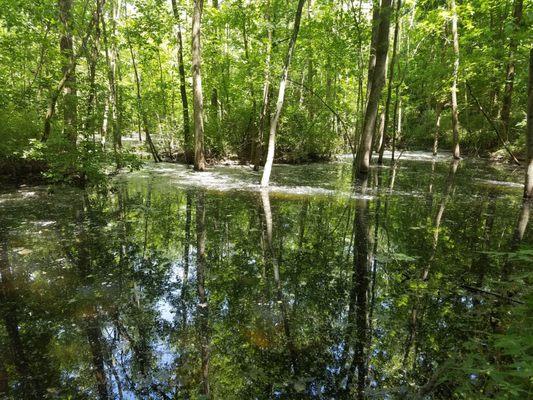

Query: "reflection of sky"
(0, 150), (529, 399)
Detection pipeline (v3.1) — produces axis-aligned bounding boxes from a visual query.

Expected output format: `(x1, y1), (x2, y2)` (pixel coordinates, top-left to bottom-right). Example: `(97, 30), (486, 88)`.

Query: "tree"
(192, 0), (206, 171)
(354, 0), (392, 178)
(59, 0), (77, 145)
(171, 0), (192, 164)
(525, 47), (533, 199)
(449, 0), (460, 159)
(501, 0), (523, 142)
(377, 0), (401, 165)
(260, 0), (307, 187)
(252, 0), (273, 172)
(128, 37), (162, 163)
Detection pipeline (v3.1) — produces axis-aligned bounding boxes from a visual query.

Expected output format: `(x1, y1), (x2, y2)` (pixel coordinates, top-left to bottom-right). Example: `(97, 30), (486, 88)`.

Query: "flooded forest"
(0, 0), (532, 399)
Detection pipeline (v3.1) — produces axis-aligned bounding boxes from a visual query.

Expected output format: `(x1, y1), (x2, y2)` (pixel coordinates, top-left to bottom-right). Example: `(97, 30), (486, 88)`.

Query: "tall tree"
(366, 0), (381, 100)
(100, 0), (122, 156)
(252, 0), (273, 171)
(377, 0), (401, 165)
(192, 0), (206, 171)
(128, 38), (162, 163)
(354, 0), (392, 178)
(260, 0), (307, 187)
(450, 0), (460, 159)
(59, 0), (77, 144)
(525, 47), (533, 199)
(500, 0), (523, 142)
(42, 0), (99, 143)
(171, 0), (192, 164)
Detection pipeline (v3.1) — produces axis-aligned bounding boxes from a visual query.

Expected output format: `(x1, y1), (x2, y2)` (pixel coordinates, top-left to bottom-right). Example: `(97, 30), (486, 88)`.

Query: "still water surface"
(0, 153), (530, 399)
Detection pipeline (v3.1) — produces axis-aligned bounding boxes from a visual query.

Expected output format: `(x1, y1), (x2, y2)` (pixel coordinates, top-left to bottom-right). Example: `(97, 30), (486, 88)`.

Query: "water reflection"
(0, 157), (530, 399)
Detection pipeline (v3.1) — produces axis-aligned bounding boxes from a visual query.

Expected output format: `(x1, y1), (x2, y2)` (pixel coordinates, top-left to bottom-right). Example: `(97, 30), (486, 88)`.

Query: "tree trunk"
(253, 0), (273, 171)
(100, 0), (122, 161)
(86, 38), (98, 139)
(171, 0), (193, 164)
(525, 47), (533, 198)
(354, 0), (392, 178)
(59, 0), (77, 145)
(432, 103), (443, 156)
(450, 0), (460, 159)
(366, 0), (381, 100)
(378, 0), (401, 165)
(128, 39), (161, 163)
(242, 17), (257, 162)
(42, 2), (99, 143)
(192, 0), (206, 171)
(500, 0), (523, 142)
(260, 0), (307, 187)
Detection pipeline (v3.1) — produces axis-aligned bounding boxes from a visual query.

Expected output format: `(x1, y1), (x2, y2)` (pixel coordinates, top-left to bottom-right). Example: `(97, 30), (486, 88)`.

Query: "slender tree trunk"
(391, 82), (401, 161)
(42, 2), (99, 143)
(432, 103), (443, 156)
(450, 0), (461, 159)
(355, 0), (392, 178)
(128, 39), (161, 163)
(210, 0), (221, 143)
(253, 0), (273, 171)
(525, 48), (533, 198)
(59, 0), (77, 144)
(378, 0), (401, 165)
(260, 0), (307, 187)
(86, 38), (98, 138)
(501, 0), (523, 142)
(171, 0), (193, 164)
(242, 16), (257, 161)
(192, 0), (206, 171)
(366, 0), (381, 100)
(100, 0), (122, 161)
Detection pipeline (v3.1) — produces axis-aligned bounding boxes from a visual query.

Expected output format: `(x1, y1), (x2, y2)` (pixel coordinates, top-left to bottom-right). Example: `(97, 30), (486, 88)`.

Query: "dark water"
(0, 154), (531, 399)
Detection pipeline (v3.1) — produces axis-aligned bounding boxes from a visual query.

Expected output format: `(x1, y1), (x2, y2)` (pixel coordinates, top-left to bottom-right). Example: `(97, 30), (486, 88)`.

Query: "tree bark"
(59, 0), (77, 145)
(377, 0), (401, 165)
(42, 1), (100, 143)
(354, 0), (392, 178)
(100, 0), (122, 158)
(128, 38), (162, 163)
(260, 0), (307, 187)
(171, 0), (193, 164)
(253, 0), (273, 171)
(500, 0), (523, 142)
(192, 0), (206, 171)
(525, 47), (533, 198)
(450, 0), (460, 159)
(366, 0), (381, 100)
(432, 102), (443, 156)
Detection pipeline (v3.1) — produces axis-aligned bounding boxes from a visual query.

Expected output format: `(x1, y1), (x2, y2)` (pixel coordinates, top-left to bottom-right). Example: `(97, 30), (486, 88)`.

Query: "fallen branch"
(287, 77), (355, 155)
(465, 81), (521, 166)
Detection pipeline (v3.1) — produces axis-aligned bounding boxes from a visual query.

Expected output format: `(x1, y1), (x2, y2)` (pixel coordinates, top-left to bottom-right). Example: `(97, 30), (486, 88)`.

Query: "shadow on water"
(0, 153), (530, 399)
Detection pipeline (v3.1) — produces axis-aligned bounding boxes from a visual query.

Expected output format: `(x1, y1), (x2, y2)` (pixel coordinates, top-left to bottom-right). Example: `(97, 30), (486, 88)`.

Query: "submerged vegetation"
(0, 0), (532, 398)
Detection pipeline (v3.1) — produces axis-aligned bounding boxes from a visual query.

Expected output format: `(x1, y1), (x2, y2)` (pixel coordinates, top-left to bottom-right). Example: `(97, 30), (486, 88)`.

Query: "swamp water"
(0, 153), (531, 399)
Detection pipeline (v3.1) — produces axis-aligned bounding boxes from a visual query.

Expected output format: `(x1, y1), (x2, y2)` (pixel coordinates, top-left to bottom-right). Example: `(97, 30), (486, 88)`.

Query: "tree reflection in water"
(0, 157), (530, 399)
